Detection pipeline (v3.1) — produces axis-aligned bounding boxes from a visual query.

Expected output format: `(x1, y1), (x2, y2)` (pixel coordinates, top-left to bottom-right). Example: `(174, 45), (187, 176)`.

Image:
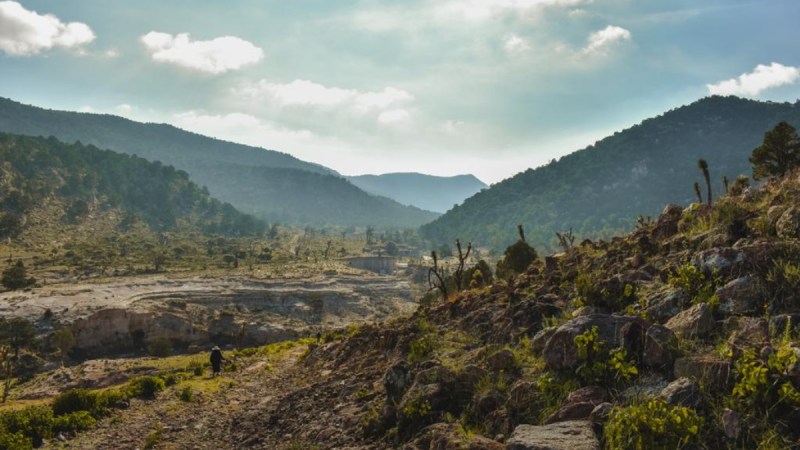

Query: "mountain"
(421, 96), (800, 252)
(346, 173), (487, 213)
(0, 97), (438, 228)
(0, 132), (264, 237)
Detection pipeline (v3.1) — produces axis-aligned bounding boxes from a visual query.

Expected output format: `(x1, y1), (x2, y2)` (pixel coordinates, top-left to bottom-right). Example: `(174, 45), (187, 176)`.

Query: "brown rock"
(643, 324), (679, 370)
(542, 314), (650, 371)
(659, 377), (701, 408)
(665, 303), (715, 339)
(715, 276), (760, 316)
(506, 421), (599, 450)
(721, 408), (741, 439)
(487, 349), (517, 373)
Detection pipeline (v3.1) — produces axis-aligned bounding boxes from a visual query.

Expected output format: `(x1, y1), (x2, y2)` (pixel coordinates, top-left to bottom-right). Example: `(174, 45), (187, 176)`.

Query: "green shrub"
(178, 386), (193, 402)
(0, 406), (53, 447)
(496, 239), (537, 278)
(574, 326), (638, 386)
(604, 399), (703, 450)
(126, 376), (165, 399)
(668, 264), (719, 307)
(52, 389), (100, 417)
(731, 345), (800, 409)
(573, 273), (635, 311)
(0, 431), (31, 450)
(52, 411), (95, 434)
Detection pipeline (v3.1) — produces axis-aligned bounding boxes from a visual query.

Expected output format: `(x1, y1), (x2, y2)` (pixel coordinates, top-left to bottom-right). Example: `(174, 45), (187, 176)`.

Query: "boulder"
(691, 247), (745, 278)
(659, 377), (701, 408)
(487, 349), (517, 373)
(644, 289), (686, 323)
(665, 303), (715, 339)
(652, 204), (683, 240)
(542, 314), (650, 371)
(715, 276), (760, 316)
(643, 324), (679, 370)
(532, 327), (557, 355)
(590, 403), (614, 424)
(545, 387), (607, 424)
(725, 317), (769, 358)
(409, 423), (505, 450)
(721, 408), (742, 440)
(506, 421), (599, 450)
(776, 207), (800, 239)
(384, 360), (411, 401)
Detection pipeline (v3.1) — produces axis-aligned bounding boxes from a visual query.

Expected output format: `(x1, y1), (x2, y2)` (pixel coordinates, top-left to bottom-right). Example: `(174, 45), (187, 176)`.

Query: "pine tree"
(750, 121), (800, 180)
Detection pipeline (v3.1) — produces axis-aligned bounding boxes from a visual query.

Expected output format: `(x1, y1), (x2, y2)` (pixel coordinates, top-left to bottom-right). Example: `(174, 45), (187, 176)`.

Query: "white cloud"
(707, 63), (800, 97)
(140, 31), (263, 74)
(583, 25), (631, 55)
(377, 109), (411, 125)
(504, 33), (530, 54)
(172, 111), (314, 146)
(0, 1), (94, 55)
(234, 79), (413, 112)
(115, 104), (133, 113)
(438, 0), (591, 21)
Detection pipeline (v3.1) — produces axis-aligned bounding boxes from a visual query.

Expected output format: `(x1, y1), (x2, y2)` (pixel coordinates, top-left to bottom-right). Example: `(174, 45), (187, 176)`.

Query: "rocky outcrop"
(1, 276), (416, 356)
(542, 314), (649, 371)
(506, 421), (599, 450)
(715, 276), (760, 316)
(665, 303), (714, 339)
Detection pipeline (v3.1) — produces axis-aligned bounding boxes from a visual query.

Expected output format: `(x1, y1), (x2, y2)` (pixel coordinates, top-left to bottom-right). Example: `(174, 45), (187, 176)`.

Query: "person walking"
(210, 345), (225, 376)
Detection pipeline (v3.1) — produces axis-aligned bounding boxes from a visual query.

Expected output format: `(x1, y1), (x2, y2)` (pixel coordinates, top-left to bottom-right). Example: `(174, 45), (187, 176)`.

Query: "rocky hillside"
(421, 96), (800, 252)
(0, 97), (439, 228)
(347, 173), (487, 213)
(3, 145), (800, 449)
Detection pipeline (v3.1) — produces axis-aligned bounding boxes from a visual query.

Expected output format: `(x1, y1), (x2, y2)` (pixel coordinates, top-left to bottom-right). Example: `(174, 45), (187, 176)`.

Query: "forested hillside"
(347, 173), (487, 213)
(421, 96), (800, 252)
(0, 97), (437, 227)
(0, 133), (264, 237)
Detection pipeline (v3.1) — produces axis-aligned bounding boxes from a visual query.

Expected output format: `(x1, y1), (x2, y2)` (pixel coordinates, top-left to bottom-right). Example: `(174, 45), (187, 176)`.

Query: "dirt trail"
(51, 347), (314, 450)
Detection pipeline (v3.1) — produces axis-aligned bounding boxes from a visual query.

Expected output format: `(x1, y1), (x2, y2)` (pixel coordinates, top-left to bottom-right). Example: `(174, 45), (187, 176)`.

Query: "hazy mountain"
(421, 96), (800, 252)
(346, 173), (487, 213)
(0, 97), (438, 227)
(0, 133), (264, 237)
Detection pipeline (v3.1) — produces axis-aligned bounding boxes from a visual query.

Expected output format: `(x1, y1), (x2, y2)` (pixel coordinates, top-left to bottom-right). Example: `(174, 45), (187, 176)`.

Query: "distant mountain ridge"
(0, 132), (264, 236)
(0, 97), (438, 228)
(347, 173), (487, 213)
(421, 96), (800, 251)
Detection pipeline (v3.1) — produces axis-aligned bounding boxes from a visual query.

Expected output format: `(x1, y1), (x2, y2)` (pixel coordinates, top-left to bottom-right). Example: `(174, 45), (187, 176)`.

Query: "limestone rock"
(506, 421), (599, 450)
(659, 377), (701, 408)
(715, 276), (760, 316)
(545, 387), (607, 424)
(644, 289), (686, 323)
(721, 408), (741, 440)
(542, 314), (650, 371)
(691, 247), (745, 278)
(643, 324), (679, 370)
(665, 304), (715, 339)
(531, 327), (557, 355)
(725, 317), (769, 358)
(652, 204), (683, 240)
(487, 348), (517, 372)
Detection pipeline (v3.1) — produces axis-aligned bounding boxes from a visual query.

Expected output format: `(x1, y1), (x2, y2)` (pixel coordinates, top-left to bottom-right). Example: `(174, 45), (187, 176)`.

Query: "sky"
(1, 0), (799, 184)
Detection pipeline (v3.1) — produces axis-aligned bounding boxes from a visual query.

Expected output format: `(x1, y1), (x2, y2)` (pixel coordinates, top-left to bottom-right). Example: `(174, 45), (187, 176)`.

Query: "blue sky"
(1, 0), (799, 184)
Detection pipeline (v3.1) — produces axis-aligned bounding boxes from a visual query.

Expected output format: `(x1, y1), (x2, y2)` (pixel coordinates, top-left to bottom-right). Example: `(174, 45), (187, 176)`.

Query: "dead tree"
(452, 239), (472, 291)
(428, 251), (448, 300)
(555, 228), (576, 252)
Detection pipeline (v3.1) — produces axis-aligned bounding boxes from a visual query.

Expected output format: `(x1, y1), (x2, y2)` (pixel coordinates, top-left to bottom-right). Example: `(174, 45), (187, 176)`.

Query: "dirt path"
(51, 347), (313, 450)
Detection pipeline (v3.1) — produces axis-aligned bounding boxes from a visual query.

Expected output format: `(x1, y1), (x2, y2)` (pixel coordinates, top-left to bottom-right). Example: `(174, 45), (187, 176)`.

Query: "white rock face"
(0, 275), (416, 355)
